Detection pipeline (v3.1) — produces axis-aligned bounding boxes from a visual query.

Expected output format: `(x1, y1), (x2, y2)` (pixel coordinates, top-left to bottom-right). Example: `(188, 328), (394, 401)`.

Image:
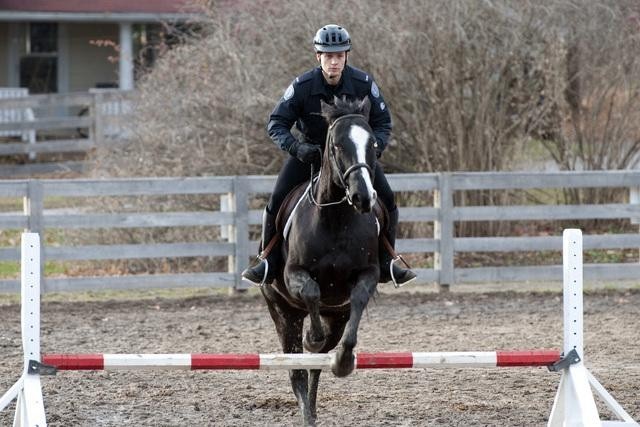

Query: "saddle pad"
(282, 181), (313, 241)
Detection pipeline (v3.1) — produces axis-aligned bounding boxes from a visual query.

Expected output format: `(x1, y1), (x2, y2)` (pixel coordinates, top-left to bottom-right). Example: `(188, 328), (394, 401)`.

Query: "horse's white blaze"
(349, 125), (376, 200)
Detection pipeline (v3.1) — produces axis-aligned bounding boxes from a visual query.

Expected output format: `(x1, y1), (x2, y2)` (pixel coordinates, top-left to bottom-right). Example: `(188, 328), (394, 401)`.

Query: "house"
(0, 0), (203, 93)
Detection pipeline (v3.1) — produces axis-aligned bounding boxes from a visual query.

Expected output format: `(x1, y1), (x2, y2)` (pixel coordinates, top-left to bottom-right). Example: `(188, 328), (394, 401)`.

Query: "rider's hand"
(373, 142), (382, 159)
(289, 141), (321, 164)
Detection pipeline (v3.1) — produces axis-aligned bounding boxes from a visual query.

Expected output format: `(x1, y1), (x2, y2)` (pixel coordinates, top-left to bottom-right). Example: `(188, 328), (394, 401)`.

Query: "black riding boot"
(241, 208), (279, 286)
(379, 207), (417, 286)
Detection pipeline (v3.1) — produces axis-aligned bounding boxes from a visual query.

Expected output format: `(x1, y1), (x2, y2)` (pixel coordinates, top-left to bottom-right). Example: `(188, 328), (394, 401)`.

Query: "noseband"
(309, 113), (374, 207)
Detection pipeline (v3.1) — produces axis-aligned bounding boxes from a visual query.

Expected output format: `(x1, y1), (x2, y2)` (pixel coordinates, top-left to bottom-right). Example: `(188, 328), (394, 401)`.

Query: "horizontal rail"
(0, 236), (640, 262)
(43, 211), (235, 229)
(0, 273), (237, 293)
(44, 242), (234, 261)
(452, 171), (640, 189)
(0, 162), (85, 178)
(0, 117), (93, 132)
(455, 263), (640, 283)
(454, 234), (640, 252)
(41, 350), (561, 371)
(1, 264), (634, 293)
(2, 171), (640, 196)
(0, 91), (132, 109)
(455, 204), (640, 221)
(0, 139), (95, 155)
(0, 214), (27, 229)
(41, 178), (235, 196)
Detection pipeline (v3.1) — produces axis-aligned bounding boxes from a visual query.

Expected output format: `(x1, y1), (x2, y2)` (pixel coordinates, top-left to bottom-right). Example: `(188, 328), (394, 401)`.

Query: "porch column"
(7, 23), (20, 87)
(118, 22), (134, 90)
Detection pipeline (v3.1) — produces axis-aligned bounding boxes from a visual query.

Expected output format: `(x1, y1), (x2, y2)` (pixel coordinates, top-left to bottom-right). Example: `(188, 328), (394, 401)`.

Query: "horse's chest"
(321, 240), (371, 262)
(299, 226), (376, 268)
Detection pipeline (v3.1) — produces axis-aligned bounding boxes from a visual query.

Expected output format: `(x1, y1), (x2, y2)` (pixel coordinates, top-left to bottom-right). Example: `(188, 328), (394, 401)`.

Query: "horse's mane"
(321, 96), (371, 124)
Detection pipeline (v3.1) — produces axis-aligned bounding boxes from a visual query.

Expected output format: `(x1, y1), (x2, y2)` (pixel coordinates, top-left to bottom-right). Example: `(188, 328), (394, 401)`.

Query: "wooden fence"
(1, 171), (640, 293)
(0, 90), (134, 177)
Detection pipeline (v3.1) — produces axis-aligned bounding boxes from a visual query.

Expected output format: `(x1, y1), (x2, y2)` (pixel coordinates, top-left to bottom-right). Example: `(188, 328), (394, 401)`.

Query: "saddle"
(275, 181), (311, 235)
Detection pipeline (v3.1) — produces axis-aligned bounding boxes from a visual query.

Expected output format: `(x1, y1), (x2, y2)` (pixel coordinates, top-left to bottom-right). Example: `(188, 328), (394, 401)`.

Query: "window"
(20, 23), (58, 93)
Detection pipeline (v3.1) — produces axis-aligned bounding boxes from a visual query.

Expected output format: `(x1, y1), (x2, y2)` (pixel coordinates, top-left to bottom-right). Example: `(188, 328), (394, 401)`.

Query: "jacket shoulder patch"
(371, 81), (380, 98)
(283, 84), (294, 100)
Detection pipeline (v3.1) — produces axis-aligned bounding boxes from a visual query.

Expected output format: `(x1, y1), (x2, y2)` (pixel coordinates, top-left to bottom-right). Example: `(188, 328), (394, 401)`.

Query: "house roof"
(0, 0), (204, 22)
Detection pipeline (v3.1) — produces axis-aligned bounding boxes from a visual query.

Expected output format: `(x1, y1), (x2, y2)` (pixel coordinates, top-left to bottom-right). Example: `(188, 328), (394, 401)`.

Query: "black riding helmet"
(313, 24), (351, 53)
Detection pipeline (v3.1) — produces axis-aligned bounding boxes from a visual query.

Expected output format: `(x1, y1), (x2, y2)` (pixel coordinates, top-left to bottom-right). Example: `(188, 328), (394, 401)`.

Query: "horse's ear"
(359, 97), (371, 120)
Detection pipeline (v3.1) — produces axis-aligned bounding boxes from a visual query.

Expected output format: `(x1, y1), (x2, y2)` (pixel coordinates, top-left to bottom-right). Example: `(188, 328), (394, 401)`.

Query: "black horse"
(261, 96), (382, 426)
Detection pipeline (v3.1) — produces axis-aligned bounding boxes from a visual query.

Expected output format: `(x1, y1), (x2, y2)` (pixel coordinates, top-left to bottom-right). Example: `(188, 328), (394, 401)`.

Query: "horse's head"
(320, 96), (377, 213)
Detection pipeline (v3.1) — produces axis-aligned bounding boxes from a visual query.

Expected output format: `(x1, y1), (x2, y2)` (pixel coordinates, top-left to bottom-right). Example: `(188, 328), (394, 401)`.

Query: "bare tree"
(84, 0), (640, 252)
(91, 0), (639, 178)
(540, 1), (640, 171)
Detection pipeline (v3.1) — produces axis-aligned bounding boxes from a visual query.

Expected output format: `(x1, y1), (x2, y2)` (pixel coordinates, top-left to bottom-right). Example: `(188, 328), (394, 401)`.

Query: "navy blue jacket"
(267, 65), (392, 154)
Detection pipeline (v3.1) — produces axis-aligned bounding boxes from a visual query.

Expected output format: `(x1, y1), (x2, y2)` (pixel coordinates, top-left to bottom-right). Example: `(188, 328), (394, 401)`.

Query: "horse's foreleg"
(331, 270), (378, 377)
(282, 318), (316, 426)
(308, 314), (348, 420)
(287, 268), (326, 352)
(262, 294), (314, 426)
(308, 369), (321, 422)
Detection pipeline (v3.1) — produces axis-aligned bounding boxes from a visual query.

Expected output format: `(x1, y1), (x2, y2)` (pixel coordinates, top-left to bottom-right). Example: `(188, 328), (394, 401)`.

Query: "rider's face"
(316, 51), (347, 85)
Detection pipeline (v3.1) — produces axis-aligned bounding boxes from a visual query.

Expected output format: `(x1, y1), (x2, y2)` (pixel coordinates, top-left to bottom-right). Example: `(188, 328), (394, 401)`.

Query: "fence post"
(629, 187), (640, 262)
(434, 173), (454, 291)
(23, 180), (45, 290)
(23, 180), (43, 235)
(232, 176), (250, 293)
(89, 92), (104, 148)
(220, 194), (230, 241)
(221, 192), (236, 289)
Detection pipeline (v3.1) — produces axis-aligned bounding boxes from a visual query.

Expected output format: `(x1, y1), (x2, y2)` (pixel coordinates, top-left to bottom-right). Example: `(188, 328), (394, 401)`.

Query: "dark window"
(28, 23), (57, 53)
(20, 57), (57, 93)
(21, 23), (58, 93)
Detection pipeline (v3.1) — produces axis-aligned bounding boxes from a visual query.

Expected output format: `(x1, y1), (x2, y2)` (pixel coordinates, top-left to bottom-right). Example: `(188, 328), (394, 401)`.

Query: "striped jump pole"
(1, 230), (638, 427)
(41, 350), (561, 371)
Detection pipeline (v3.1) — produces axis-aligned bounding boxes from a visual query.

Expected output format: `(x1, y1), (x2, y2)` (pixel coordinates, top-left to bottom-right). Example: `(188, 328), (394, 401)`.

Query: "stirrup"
(241, 257), (270, 288)
(390, 256), (416, 288)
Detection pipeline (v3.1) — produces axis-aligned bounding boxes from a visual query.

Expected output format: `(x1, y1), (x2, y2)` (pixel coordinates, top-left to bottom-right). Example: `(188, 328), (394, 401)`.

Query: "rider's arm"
(267, 81), (300, 152)
(367, 80), (392, 156)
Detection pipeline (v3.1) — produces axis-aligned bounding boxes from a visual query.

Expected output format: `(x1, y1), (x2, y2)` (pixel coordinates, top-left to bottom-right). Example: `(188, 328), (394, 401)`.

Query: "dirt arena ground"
(1, 285), (639, 426)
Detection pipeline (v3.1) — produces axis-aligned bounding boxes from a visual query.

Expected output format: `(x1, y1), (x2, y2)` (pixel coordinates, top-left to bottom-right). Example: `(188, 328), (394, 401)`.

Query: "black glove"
(289, 141), (321, 164)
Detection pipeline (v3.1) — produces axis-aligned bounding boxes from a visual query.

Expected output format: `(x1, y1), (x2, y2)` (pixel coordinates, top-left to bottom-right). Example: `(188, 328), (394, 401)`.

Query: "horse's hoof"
(330, 352), (355, 377)
(303, 331), (326, 353)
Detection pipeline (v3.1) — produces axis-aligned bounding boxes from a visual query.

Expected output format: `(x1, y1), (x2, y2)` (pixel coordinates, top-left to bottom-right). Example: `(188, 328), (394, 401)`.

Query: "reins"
(308, 113), (373, 208)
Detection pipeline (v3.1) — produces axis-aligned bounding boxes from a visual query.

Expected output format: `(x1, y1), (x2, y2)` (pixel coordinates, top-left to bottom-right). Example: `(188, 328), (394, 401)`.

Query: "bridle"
(309, 113), (374, 207)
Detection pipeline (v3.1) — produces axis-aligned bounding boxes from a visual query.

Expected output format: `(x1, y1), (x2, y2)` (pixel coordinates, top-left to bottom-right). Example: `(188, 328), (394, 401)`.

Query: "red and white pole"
(41, 350), (560, 371)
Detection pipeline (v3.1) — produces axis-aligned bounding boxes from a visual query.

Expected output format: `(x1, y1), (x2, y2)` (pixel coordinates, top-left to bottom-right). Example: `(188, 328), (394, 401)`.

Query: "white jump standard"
(0, 230), (638, 426)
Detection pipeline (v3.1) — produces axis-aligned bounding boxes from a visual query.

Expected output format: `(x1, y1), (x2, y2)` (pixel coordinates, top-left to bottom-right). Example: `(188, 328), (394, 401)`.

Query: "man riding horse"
(242, 24), (416, 287)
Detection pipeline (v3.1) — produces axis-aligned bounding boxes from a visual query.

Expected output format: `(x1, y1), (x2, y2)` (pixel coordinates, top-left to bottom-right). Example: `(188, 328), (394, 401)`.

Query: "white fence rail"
(1, 171), (640, 293)
(0, 90), (134, 176)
